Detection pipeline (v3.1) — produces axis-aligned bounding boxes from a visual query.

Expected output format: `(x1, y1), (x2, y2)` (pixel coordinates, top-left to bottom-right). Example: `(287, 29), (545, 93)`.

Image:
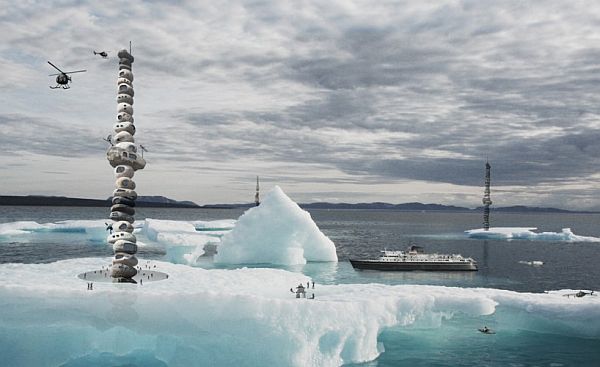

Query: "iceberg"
(214, 186), (338, 265)
(0, 259), (598, 367)
(465, 227), (600, 242)
(141, 219), (225, 264)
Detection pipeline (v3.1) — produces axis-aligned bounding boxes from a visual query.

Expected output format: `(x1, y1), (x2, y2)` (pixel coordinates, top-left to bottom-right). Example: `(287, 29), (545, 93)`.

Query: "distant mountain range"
(0, 195), (199, 208)
(203, 201), (591, 213)
(300, 202), (469, 211)
(0, 195), (592, 213)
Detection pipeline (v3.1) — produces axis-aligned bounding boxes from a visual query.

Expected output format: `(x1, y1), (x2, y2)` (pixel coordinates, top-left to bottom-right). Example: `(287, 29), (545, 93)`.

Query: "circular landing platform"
(78, 261), (168, 284)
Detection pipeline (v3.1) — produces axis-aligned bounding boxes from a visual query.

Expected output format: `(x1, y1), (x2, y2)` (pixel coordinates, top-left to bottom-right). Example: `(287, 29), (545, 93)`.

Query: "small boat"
(478, 327), (495, 334)
(350, 245), (478, 271)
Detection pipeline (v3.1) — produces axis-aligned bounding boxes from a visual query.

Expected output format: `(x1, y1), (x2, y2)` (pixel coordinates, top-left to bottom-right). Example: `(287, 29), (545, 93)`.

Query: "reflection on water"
(354, 268), (476, 283)
(287, 262), (340, 284)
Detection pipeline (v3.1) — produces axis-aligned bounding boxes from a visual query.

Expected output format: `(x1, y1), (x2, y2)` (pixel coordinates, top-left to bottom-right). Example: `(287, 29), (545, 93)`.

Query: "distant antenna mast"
(129, 41), (132, 54)
(482, 160), (492, 230)
(254, 176), (260, 206)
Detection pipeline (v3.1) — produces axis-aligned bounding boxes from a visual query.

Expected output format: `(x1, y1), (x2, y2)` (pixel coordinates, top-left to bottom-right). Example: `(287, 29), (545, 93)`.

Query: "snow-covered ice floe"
(141, 218), (224, 264)
(214, 186), (338, 265)
(0, 219), (108, 235)
(0, 219), (233, 241)
(518, 260), (544, 266)
(0, 220), (109, 241)
(465, 227), (600, 242)
(0, 258), (598, 367)
(0, 219), (233, 264)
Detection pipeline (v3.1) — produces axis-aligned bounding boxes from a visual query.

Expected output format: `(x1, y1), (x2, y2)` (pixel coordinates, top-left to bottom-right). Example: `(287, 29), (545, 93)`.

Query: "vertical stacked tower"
(482, 161), (492, 231)
(255, 176), (260, 206)
(106, 49), (146, 281)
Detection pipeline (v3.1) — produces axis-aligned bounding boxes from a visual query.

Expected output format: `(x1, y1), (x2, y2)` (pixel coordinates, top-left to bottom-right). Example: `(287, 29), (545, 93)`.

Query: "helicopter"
(563, 290), (595, 298)
(47, 61), (86, 89)
(93, 50), (109, 58)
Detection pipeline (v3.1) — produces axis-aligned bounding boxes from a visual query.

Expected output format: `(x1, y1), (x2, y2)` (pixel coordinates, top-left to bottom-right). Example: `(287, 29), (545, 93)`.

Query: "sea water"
(1, 206), (599, 366)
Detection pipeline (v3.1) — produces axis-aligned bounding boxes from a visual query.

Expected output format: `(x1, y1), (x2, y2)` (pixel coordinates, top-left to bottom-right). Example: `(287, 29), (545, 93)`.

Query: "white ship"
(350, 245), (478, 271)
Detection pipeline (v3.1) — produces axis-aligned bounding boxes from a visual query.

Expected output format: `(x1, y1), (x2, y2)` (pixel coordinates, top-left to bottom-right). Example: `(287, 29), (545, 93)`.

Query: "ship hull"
(349, 259), (478, 271)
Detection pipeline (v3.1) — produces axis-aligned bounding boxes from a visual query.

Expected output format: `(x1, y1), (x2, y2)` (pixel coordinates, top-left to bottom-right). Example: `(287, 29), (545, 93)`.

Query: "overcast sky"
(2, 1), (600, 209)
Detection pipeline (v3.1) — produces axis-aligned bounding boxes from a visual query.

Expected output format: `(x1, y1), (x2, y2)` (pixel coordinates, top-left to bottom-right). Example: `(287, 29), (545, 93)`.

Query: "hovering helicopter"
(47, 61), (86, 89)
(93, 50), (109, 58)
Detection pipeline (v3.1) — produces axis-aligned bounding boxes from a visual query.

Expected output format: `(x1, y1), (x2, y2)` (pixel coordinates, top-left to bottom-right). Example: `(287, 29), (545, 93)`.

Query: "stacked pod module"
(106, 49), (146, 281)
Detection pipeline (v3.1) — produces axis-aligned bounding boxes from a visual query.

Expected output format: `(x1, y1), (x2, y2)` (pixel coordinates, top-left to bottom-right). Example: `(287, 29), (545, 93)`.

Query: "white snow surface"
(214, 186), (338, 265)
(192, 219), (236, 230)
(0, 220), (108, 240)
(465, 227), (600, 242)
(0, 258), (598, 367)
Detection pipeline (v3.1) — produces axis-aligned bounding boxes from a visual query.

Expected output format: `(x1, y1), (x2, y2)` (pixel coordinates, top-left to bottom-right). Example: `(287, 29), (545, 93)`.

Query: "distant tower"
(482, 161), (492, 230)
(254, 176), (260, 206)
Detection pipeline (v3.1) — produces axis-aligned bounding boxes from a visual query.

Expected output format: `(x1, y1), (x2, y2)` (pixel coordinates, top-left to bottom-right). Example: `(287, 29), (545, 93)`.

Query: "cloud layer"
(2, 1), (600, 209)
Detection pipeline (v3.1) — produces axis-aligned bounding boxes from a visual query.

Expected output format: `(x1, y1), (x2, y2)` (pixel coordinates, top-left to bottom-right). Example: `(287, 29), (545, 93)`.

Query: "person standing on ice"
(296, 284), (306, 298)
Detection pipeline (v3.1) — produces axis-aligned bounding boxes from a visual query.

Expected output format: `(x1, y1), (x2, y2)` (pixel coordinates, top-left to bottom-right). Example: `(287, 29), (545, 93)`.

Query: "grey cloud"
(3, 1), (600, 208)
(0, 113), (104, 157)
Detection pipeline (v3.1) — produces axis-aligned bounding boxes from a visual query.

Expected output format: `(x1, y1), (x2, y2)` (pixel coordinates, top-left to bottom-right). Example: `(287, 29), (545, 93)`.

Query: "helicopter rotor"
(47, 61), (86, 75)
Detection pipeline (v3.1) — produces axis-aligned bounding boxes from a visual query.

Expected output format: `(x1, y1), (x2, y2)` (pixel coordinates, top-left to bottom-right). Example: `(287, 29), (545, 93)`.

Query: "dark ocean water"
(313, 209), (600, 292)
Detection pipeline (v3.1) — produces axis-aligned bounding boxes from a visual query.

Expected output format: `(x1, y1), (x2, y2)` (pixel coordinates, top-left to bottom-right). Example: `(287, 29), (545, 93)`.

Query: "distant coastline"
(207, 202), (593, 213)
(1, 195), (594, 213)
(0, 195), (199, 208)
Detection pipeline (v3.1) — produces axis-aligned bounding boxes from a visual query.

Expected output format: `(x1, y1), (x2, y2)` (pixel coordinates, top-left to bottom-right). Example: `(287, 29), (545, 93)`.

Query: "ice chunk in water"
(466, 227), (600, 242)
